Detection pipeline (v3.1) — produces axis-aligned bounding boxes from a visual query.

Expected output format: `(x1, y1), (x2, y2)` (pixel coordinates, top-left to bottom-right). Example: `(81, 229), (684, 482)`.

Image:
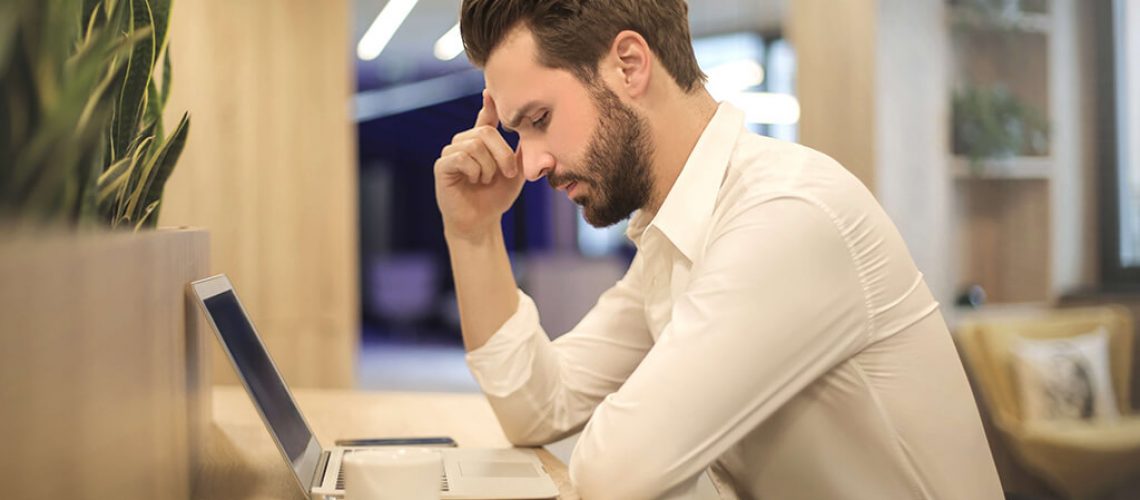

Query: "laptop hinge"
(312, 450), (331, 490)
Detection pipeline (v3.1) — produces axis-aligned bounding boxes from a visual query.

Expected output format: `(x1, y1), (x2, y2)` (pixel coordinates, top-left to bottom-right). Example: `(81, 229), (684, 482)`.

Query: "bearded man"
(431, 1), (1003, 498)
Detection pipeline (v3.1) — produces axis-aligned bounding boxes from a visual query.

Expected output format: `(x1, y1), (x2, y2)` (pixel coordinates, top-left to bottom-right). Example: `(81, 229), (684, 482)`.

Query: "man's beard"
(547, 84), (654, 228)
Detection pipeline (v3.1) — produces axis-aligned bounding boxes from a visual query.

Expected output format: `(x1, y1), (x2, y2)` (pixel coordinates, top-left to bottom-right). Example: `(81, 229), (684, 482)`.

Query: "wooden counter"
(196, 386), (577, 500)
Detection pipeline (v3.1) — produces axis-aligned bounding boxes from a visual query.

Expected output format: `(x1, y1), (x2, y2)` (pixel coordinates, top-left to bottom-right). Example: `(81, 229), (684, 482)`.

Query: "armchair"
(957, 306), (1140, 499)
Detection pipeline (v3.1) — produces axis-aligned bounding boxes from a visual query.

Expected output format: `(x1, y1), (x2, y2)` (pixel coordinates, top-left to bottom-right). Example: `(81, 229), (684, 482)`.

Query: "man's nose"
(519, 145), (556, 182)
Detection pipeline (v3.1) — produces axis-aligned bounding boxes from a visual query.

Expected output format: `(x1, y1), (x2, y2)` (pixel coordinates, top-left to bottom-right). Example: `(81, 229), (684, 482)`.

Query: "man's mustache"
(547, 171), (590, 190)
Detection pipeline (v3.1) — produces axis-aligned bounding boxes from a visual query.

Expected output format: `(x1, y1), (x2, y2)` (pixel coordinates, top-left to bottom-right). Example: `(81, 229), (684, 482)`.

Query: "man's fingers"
(461, 139), (498, 184)
(444, 91), (517, 180)
(477, 127), (518, 177)
(450, 126), (518, 178)
(474, 90), (500, 128)
(436, 152), (481, 184)
(451, 125), (491, 144)
(441, 139), (498, 184)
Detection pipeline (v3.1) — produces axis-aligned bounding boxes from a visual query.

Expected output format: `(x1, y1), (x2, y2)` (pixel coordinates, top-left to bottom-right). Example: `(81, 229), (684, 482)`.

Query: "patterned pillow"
(1011, 328), (1120, 422)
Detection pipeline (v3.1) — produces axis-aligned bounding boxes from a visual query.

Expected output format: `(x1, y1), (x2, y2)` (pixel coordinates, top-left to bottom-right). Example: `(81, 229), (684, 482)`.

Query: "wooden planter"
(0, 228), (210, 499)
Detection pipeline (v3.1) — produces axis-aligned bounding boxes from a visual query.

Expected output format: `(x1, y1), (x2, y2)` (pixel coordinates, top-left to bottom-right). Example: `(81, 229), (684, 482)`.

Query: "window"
(1099, 0), (1140, 286)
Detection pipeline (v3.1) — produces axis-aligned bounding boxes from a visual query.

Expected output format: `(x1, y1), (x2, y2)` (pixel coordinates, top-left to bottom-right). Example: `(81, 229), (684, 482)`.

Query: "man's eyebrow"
(501, 101), (542, 133)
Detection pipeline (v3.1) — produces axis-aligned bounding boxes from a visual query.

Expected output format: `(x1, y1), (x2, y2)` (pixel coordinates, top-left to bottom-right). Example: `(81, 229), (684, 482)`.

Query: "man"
(432, 1), (1003, 498)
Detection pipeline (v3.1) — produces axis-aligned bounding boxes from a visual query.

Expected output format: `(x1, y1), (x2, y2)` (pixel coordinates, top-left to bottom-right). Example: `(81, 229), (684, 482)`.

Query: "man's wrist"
(444, 223), (503, 248)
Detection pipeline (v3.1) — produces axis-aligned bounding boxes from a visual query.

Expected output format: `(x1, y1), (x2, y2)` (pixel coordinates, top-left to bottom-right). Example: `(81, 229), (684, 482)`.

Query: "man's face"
(485, 28), (654, 228)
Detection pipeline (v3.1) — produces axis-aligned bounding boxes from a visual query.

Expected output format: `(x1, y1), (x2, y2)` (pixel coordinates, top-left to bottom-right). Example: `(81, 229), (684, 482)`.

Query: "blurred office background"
(149, 0), (1140, 497)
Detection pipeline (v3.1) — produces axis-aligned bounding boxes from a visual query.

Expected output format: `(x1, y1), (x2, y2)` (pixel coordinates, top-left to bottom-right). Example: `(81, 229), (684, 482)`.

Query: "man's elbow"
(570, 449), (673, 500)
(501, 426), (552, 447)
(571, 456), (627, 500)
(497, 418), (578, 448)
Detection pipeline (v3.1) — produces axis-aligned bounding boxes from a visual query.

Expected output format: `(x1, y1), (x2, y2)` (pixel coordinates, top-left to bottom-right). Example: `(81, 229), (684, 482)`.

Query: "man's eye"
(532, 112), (550, 129)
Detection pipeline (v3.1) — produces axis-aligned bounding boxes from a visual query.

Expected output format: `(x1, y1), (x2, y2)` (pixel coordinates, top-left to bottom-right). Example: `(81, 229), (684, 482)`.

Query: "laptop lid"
(191, 274), (324, 492)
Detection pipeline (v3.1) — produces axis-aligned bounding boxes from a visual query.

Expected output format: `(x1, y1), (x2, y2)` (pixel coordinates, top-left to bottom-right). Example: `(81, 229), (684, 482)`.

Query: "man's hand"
(434, 90), (525, 241)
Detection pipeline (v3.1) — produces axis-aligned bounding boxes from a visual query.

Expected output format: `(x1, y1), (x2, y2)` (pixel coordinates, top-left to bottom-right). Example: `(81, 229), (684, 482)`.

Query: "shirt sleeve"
(465, 257), (655, 446)
(568, 197), (873, 500)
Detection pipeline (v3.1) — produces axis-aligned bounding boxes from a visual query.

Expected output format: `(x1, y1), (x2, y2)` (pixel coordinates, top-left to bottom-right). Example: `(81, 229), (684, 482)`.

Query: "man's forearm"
(446, 226), (521, 351)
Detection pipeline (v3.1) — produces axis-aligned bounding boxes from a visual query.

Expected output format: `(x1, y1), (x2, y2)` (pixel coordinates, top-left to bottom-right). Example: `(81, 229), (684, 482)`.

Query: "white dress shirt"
(466, 103), (1003, 499)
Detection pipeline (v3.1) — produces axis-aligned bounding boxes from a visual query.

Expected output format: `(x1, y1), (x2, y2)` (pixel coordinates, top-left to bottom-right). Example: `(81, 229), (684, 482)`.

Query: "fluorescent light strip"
(434, 22), (464, 61)
(725, 92), (801, 125)
(705, 59), (765, 99)
(357, 0), (420, 61)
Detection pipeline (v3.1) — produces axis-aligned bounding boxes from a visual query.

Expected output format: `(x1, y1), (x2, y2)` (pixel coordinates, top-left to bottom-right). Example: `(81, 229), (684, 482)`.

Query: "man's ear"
(609, 30), (652, 99)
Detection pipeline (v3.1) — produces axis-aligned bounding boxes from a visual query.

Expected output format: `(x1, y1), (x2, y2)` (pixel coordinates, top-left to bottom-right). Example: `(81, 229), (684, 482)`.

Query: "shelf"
(952, 156), (1052, 180)
(947, 5), (1052, 33)
(947, 302), (1053, 331)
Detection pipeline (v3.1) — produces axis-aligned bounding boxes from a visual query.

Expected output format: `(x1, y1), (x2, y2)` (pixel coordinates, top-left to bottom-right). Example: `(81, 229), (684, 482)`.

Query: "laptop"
(190, 274), (560, 499)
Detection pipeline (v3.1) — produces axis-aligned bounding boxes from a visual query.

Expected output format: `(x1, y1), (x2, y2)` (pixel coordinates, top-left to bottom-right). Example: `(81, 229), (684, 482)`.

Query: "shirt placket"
(643, 232), (676, 341)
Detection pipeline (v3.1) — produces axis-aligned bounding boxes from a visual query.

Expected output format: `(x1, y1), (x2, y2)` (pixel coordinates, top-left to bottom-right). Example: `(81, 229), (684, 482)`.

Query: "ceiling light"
(433, 22), (464, 61)
(705, 60), (765, 101)
(725, 92), (800, 125)
(357, 0), (420, 61)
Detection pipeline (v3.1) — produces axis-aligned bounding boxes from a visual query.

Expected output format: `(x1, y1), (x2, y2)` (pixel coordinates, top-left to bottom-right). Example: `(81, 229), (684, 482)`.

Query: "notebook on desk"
(190, 274), (559, 499)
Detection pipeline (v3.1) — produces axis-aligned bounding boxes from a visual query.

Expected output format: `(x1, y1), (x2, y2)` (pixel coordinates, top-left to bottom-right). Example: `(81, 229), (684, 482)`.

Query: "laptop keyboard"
(335, 451), (450, 492)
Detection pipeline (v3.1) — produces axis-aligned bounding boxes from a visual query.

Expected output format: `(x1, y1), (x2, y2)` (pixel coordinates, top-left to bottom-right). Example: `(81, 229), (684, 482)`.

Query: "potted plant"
(1, 0), (190, 228)
(952, 84), (1049, 171)
(0, 1), (207, 498)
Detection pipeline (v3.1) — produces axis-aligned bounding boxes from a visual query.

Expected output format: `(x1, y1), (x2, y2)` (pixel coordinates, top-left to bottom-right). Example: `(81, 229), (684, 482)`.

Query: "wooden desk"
(196, 386), (577, 500)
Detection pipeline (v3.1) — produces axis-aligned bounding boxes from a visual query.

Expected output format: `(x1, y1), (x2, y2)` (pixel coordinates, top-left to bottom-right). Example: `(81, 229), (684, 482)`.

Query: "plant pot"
(0, 228), (210, 499)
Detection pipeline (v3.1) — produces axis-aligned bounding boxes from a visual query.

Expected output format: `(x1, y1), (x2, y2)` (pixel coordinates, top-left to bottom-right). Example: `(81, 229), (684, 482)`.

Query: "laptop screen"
(201, 286), (322, 489)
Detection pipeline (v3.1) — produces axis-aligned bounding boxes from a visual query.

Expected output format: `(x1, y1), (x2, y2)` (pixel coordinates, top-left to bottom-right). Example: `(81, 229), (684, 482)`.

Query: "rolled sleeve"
(464, 263), (654, 447)
(465, 290), (544, 398)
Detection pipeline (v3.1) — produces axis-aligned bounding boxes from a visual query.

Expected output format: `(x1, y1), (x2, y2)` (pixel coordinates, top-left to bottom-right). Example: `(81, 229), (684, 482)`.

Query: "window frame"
(1096, 0), (1140, 288)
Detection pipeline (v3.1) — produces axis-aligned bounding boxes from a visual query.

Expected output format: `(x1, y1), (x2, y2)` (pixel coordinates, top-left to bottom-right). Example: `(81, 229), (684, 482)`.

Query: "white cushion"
(1011, 328), (1120, 422)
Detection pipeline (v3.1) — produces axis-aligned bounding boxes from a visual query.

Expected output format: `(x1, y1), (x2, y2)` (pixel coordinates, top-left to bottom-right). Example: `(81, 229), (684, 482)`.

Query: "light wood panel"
(198, 386), (577, 500)
(788, 0), (877, 188)
(160, 0), (358, 388)
(955, 179), (1052, 302)
(0, 229), (210, 500)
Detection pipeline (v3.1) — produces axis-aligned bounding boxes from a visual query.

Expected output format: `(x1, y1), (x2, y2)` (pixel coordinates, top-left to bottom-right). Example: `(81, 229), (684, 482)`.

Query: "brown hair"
(460, 0), (706, 93)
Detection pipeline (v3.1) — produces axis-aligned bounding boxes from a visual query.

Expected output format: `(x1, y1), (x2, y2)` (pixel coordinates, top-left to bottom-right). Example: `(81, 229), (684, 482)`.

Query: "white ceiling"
(354, 0), (788, 84)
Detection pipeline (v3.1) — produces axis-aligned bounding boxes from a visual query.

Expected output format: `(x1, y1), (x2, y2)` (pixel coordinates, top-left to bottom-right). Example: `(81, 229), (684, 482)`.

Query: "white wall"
(874, 0), (956, 308)
(1050, 0), (1089, 295)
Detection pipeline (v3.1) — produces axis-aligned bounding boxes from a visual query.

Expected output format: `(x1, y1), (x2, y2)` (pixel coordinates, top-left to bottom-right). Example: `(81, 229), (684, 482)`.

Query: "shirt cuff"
(465, 289), (543, 397)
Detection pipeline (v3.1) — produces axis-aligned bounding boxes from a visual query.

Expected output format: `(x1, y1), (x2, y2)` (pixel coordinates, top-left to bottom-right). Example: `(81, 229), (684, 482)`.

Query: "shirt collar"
(626, 102), (744, 260)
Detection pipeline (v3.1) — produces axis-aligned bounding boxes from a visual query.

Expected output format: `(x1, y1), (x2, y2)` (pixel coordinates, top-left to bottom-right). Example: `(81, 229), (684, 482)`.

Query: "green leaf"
(96, 155), (132, 203)
(73, 27), (139, 138)
(81, 0), (102, 38)
(115, 133), (154, 223)
(89, 2), (144, 164)
(145, 75), (164, 143)
(132, 119), (157, 153)
(160, 43), (171, 107)
(134, 199), (160, 230)
(149, 0), (170, 53)
(133, 111), (188, 226)
(75, 146), (108, 226)
(0, 2), (21, 73)
(112, 0), (155, 160)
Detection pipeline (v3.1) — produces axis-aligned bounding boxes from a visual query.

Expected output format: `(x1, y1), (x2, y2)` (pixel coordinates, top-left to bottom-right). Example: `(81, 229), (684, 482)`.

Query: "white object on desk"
(344, 449), (442, 500)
